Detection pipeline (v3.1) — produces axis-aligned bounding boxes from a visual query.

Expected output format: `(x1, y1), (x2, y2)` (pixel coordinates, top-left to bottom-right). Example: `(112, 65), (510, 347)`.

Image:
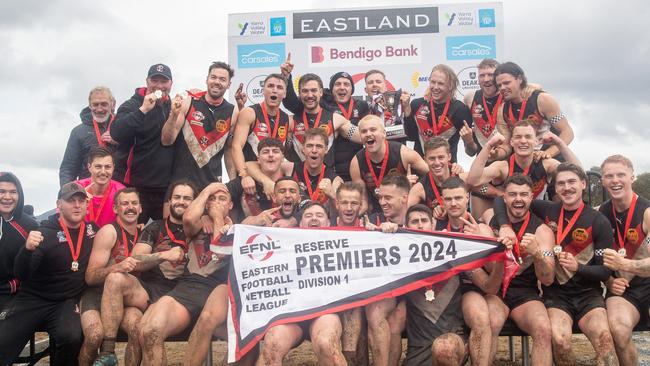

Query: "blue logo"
(446, 35), (496, 60)
(270, 17), (286, 36)
(478, 9), (495, 28)
(237, 43), (285, 69)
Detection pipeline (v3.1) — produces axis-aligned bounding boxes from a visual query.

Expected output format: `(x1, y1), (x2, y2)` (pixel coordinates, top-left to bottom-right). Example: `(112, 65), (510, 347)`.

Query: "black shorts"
(166, 269), (229, 321)
(606, 283), (650, 318)
(139, 277), (177, 304)
(460, 282), (484, 296)
(403, 335), (468, 366)
(504, 285), (541, 310)
(79, 286), (103, 313)
(544, 286), (604, 321)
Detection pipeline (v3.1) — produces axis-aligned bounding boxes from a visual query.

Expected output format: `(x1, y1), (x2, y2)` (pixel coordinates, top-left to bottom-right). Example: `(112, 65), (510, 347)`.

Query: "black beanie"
(329, 72), (355, 94)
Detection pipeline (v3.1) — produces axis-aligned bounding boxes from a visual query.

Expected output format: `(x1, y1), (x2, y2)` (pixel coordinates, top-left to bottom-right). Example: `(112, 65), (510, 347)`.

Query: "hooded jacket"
(110, 88), (173, 189)
(59, 107), (116, 186)
(13, 213), (97, 301)
(0, 173), (38, 296)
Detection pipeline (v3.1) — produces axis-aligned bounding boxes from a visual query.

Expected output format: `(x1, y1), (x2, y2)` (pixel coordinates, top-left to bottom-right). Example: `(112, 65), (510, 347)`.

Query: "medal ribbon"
(508, 98), (528, 126)
(88, 186), (110, 223)
(337, 99), (355, 120)
(59, 217), (85, 266)
(302, 108), (323, 130)
(92, 115), (115, 148)
(447, 213), (469, 232)
(481, 93), (503, 132)
(303, 163), (326, 201)
(428, 98), (451, 135)
(117, 219), (138, 259)
(612, 194), (638, 249)
(260, 102), (280, 138)
(427, 172), (444, 207)
(508, 155), (531, 177)
(165, 219), (187, 250)
(512, 212), (531, 261)
(364, 140), (390, 194)
(556, 202), (585, 245)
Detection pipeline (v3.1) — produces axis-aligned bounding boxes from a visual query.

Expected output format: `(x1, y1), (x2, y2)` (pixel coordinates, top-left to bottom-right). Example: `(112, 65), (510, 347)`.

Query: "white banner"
(228, 3), (504, 106)
(226, 225), (504, 361)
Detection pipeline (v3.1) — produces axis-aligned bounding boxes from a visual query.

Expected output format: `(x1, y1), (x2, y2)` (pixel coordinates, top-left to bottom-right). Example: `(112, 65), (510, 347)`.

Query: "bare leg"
(79, 310), (103, 366)
(510, 301), (553, 366)
(486, 295), (509, 362)
(310, 314), (346, 366)
(184, 285), (228, 366)
(461, 292), (492, 366)
(578, 307), (619, 366)
(139, 296), (191, 366)
(341, 307), (362, 364)
(255, 324), (303, 366)
(387, 299), (406, 366)
(431, 333), (466, 366)
(122, 307), (143, 366)
(365, 298), (396, 366)
(547, 308), (575, 366)
(606, 296), (640, 366)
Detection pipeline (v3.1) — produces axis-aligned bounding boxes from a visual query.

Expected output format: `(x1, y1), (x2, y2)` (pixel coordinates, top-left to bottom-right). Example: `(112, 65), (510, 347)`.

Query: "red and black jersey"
(506, 155), (548, 199)
(502, 90), (550, 137)
(290, 108), (335, 166)
(109, 222), (141, 264)
(139, 219), (188, 282)
(470, 90), (503, 148)
(355, 141), (406, 214)
(171, 92), (234, 190)
(419, 172), (446, 211)
(599, 196), (650, 286)
(489, 213), (544, 290)
(332, 98), (366, 181)
(244, 103), (291, 162)
(186, 231), (232, 280)
(291, 160), (337, 203)
(404, 98), (472, 162)
(531, 200), (613, 291)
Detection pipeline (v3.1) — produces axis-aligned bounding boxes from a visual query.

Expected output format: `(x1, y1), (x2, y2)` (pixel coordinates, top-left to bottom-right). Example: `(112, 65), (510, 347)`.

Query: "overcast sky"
(1, 0), (648, 214)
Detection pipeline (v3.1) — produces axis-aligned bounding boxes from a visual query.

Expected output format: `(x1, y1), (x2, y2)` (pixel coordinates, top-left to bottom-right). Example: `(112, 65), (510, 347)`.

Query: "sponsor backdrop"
(228, 3), (503, 105)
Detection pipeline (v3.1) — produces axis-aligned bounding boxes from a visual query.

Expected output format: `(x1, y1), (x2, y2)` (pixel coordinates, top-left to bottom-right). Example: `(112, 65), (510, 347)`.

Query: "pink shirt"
(77, 178), (125, 228)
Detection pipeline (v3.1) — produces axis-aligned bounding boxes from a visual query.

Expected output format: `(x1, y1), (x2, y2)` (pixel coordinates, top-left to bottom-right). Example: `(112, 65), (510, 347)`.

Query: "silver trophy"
(365, 89), (406, 140)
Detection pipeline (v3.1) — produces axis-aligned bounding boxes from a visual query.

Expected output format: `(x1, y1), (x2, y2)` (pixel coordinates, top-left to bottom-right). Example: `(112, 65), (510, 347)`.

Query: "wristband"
(541, 250), (554, 257)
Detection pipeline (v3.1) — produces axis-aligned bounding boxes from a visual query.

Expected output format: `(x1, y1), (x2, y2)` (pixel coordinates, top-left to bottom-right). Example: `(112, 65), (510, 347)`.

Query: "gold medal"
(424, 289), (435, 301)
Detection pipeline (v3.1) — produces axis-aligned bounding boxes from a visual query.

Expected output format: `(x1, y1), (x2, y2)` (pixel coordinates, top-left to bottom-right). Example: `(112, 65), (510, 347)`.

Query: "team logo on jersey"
(319, 124), (331, 135)
(417, 106), (430, 117)
(532, 179), (545, 194)
(473, 104), (484, 115)
(192, 111), (205, 122)
(57, 231), (66, 242)
(258, 121), (268, 132)
(572, 228), (588, 244)
(423, 129), (434, 138)
(216, 120), (229, 133)
(298, 181), (307, 192)
(626, 228), (639, 244)
(277, 126), (286, 139)
(86, 224), (96, 237)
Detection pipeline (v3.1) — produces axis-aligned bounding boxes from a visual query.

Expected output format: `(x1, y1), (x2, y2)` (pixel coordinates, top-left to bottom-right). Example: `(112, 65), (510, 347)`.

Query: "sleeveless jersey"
(172, 92), (234, 189)
(355, 141), (406, 213)
(600, 197), (650, 286)
(506, 155), (548, 199)
(291, 160), (337, 203)
(109, 222), (141, 265)
(502, 90), (550, 140)
(244, 103), (291, 161)
(290, 108), (335, 166)
(418, 171), (450, 211)
(139, 219), (188, 282)
(406, 98), (471, 162)
(470, 90), (503, 148)
(185, 231), (232, 279)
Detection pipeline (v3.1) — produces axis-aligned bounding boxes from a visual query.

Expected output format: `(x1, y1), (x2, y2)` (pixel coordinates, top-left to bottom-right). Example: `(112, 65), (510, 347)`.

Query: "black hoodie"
(59, 107), (117, 186)
(0, 173), (38, 296)
(13, 214), (97, 301)
(110, 87), (173, 189)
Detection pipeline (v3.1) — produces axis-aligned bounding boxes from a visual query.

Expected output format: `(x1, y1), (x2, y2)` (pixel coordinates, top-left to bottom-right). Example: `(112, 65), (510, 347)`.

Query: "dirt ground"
(29, 332), (650, 365)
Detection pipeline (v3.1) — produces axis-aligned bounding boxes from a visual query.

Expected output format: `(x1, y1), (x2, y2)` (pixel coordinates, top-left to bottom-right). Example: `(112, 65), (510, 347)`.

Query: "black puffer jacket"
(58, 107), (116, 186)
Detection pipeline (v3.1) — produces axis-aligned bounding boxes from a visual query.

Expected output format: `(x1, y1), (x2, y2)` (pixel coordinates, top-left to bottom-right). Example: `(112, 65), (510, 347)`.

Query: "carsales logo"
(308, 38), (421, 67)
(239, 234), (280, 261)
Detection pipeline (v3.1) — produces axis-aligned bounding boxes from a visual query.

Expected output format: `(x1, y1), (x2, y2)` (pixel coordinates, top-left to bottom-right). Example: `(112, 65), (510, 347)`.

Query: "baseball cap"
(58, 182), (87, 200)
(147, 63), (173, 81)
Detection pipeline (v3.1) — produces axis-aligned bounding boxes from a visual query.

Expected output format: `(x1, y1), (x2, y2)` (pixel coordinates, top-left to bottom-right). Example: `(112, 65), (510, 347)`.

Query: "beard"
(92, 112), (110, 123)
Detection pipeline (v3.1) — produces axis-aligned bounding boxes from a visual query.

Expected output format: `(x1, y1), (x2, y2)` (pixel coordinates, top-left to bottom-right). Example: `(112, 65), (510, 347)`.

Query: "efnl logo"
(478, 9), (496, 28)
(446, 35), (495, 60)
(270, 17), (286, 36)
(238, 43), (285, 69)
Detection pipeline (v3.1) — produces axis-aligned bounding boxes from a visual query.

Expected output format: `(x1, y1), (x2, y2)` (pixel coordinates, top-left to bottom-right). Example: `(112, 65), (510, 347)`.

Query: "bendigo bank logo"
(240, 233), (280, 261)
(311, 46), (324, 63)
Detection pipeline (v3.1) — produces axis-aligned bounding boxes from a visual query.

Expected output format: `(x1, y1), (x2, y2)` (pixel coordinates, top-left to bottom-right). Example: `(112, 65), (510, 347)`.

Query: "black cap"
(58, 182), (87, 200)
(329, 71), (354, 94)
(147, 63), (172, 81)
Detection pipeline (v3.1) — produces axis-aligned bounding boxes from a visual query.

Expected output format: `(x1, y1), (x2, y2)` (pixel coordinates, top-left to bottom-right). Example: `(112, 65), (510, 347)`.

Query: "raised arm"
(333, 113), (361, 144)
(466, 133), (507, 187)
(183, 182), (229, 239)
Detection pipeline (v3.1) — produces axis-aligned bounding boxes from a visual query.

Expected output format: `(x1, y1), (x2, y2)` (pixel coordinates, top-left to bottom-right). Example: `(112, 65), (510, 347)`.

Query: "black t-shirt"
(138, 219), (188, 283)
